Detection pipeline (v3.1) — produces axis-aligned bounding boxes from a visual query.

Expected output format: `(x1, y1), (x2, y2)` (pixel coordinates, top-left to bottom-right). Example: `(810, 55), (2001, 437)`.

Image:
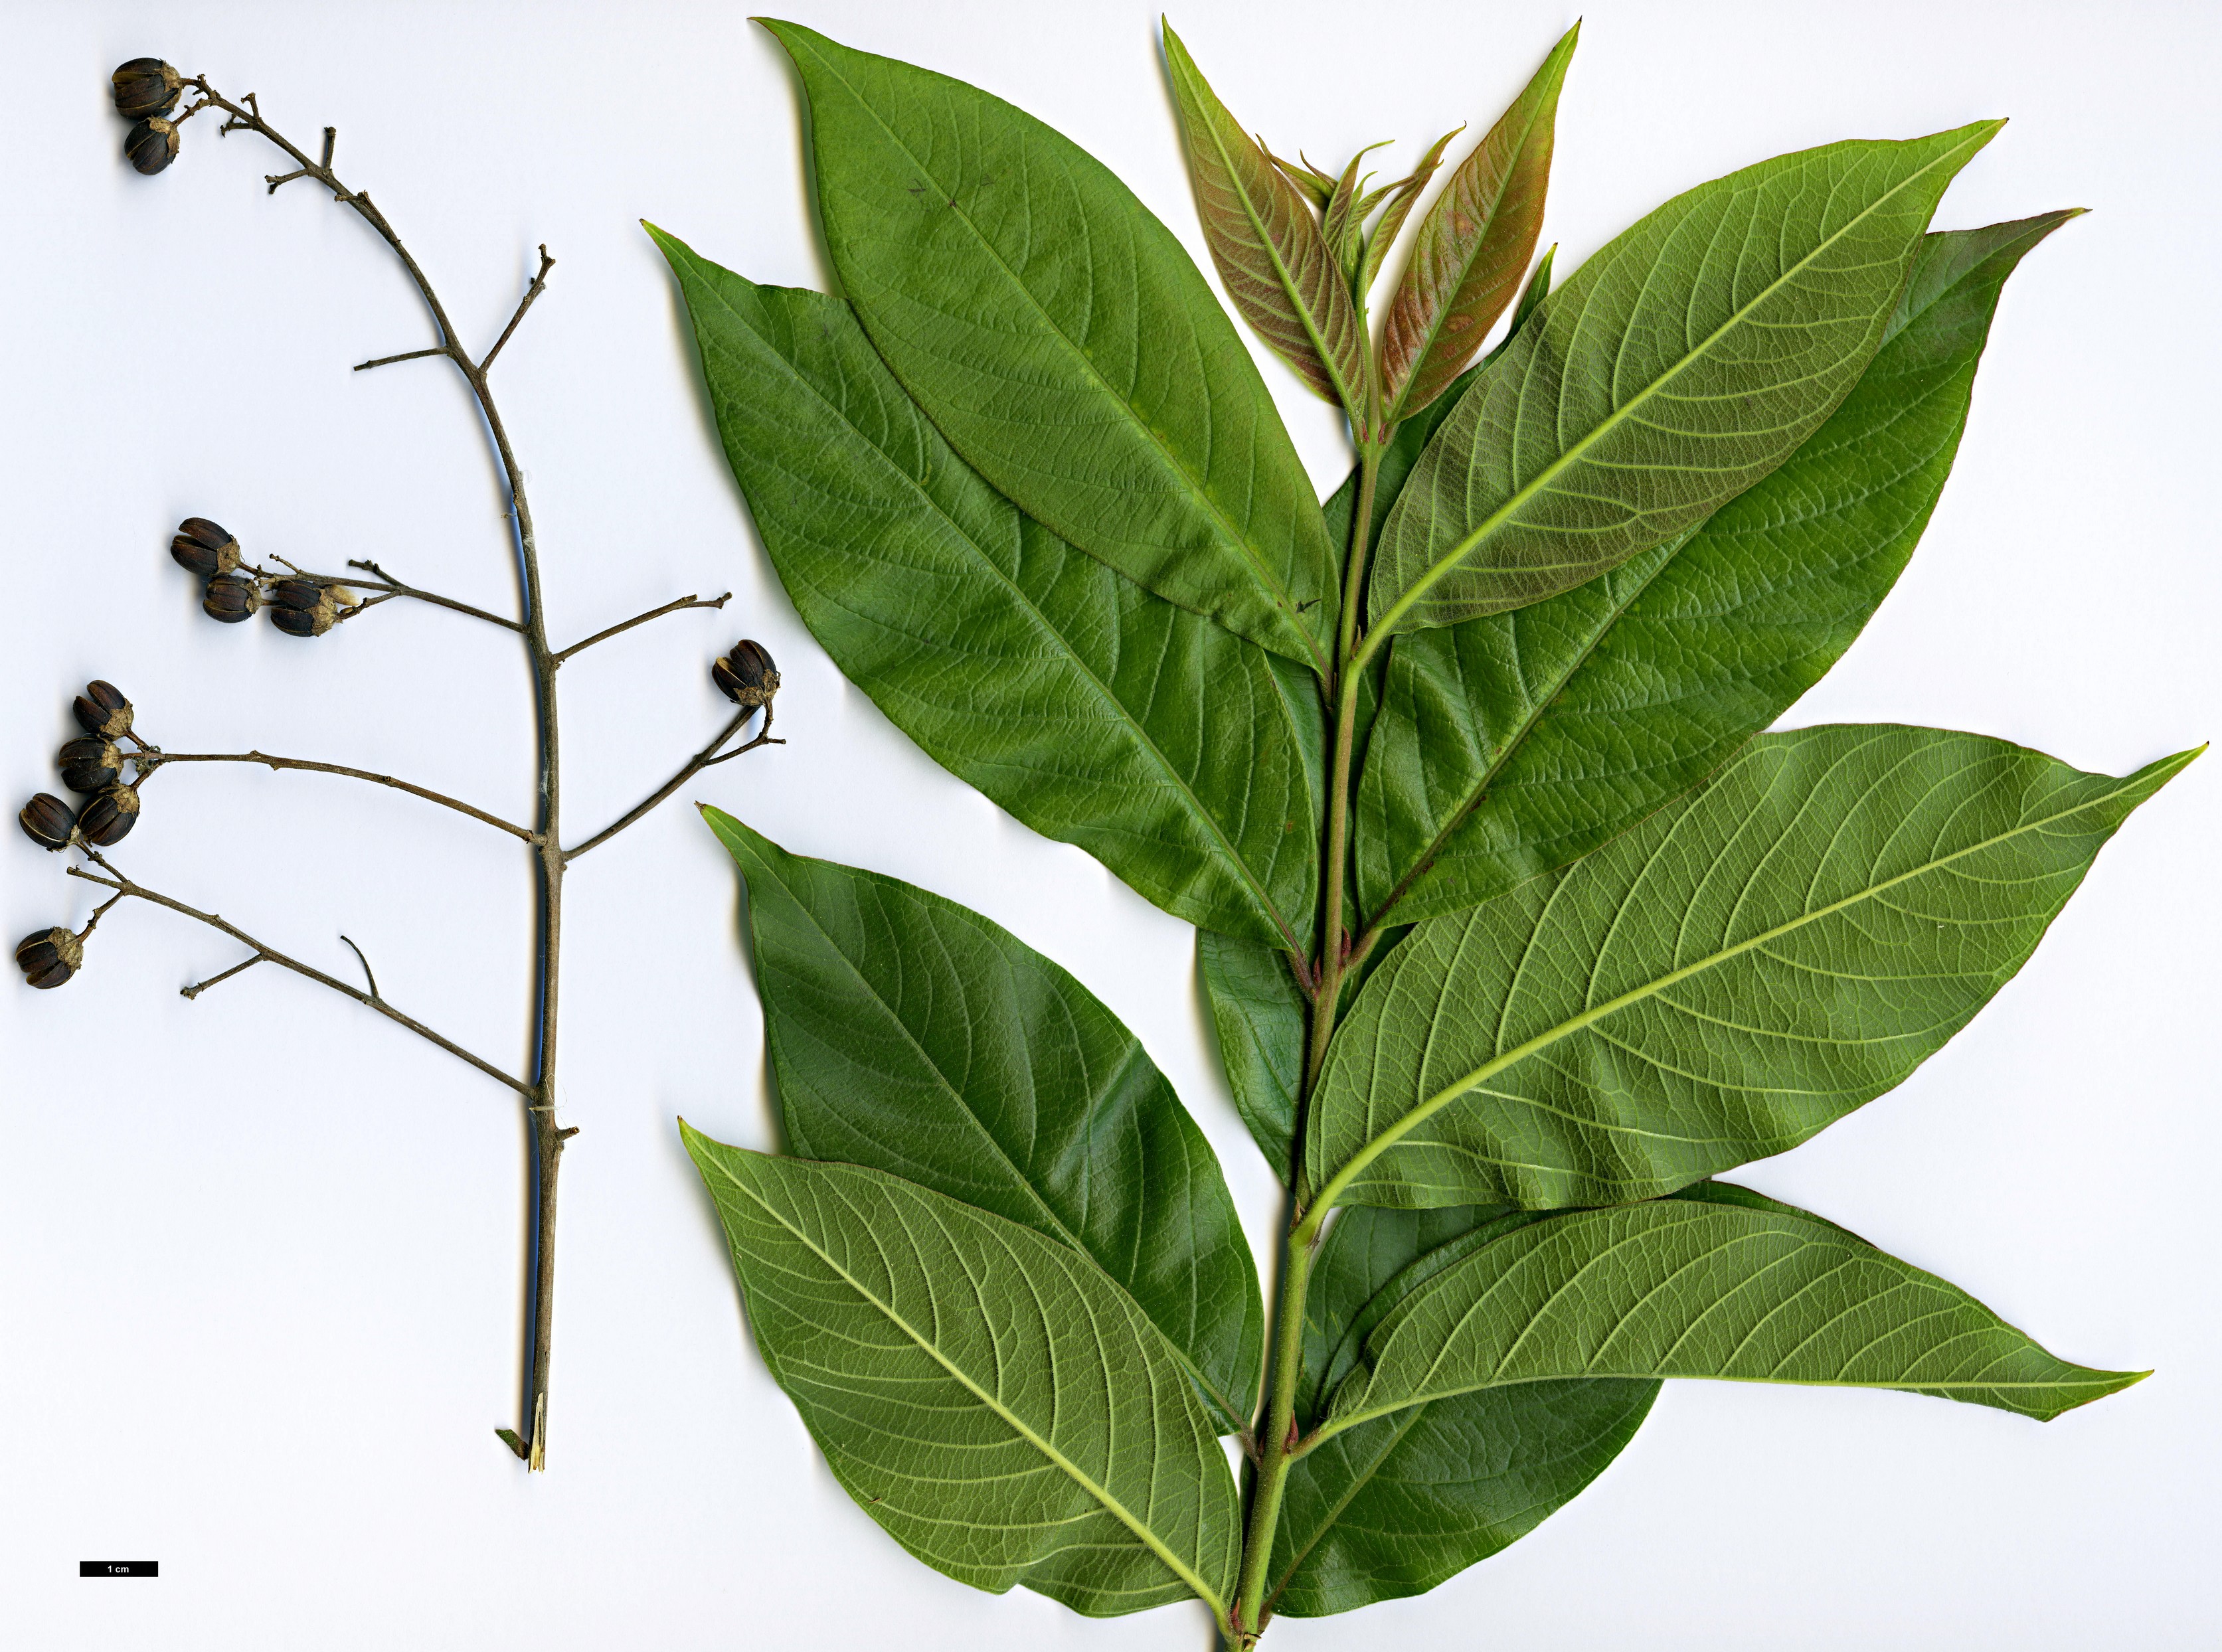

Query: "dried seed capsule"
(711, 639), (780, 708)
(72, 680), (134, 739)
(76, 784), (141, 847)
(203, 573), (260, 623)
(171, 517), (241, 578)
(125, 116), (180, 176)
(15, 927), (84, 990)
(111, 58), (183, 120)
(58, 736), (123, 795)
(19, 793), (77, 852)
(269, 578), (344, 639)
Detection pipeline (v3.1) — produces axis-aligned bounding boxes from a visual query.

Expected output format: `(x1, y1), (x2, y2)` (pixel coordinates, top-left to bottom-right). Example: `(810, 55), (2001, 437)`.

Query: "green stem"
(1229, 1236), (1314, 1644)
(1229, 437), (1385, 1646)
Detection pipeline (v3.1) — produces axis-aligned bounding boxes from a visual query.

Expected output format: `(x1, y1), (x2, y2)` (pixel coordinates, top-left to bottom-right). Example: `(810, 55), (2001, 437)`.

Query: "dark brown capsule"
(58, 736), (123, 795)
(711, 639), (780, 709)
(73, 679), (134, 739)
(125, 116), (179, 176)
(203, 573), (260, 623)
(19, 793), (77, 852)
(171, 517), (241, 578)
(112, 58), (183, 120)
(15, 927), (84, 990)
(269, 578), (343, 639)
(76, 784), (141, 847)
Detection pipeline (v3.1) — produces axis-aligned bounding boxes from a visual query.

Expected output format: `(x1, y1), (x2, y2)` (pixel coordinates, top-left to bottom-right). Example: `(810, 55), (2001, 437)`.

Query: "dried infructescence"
(12, 57), (788, 1472)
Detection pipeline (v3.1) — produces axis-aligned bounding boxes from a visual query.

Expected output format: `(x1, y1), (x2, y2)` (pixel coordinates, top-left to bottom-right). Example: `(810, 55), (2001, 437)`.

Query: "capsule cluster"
(172, 517), (359, 638)
(15, 683), (146, 991)
(112, 58), (185, 177)
(17, 681), (145, 860)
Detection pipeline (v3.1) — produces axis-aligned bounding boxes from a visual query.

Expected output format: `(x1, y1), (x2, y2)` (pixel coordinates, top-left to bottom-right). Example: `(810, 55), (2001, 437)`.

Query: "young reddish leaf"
(1163, 23), (1368, 406)
(1354, 127), (1460, 312)
(1322, 141), (1393, 282)
(1268, 145), (1339, 209)
(1379, 24), (1578, 421)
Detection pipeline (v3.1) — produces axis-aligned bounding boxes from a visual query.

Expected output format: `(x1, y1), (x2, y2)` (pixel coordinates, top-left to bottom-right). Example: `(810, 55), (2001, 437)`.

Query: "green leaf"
(706, 811), (1263, 1430)
(1271, 1179), (1843, 1613)
(1257, 1204), (1654, 1614)
(1368, 121), (2002, 637)
(682, 1134), (1242, 1615)
(1163, 22), (1368, 407)
(762, 19), (1338, 673)
(1377, 24), (1577, 424)
(1353, 212), (2083, 929)
(1322, 1199), (2145, 1436)
(1276, 1377), (1653, 1615)
(1310, 724), (2197, 1210)
(652, 230), (1319, 950)
(1197, 929), (1308, 1175)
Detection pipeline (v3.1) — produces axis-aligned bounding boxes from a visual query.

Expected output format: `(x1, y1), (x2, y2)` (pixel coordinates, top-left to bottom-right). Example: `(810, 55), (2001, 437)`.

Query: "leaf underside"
(1163, 22), (1367, 406)
(684, 1138), (1242, 1615)
(1356, 212), (2083, 929)
(764, 19), (1338, 673)
(1311, 724), (2196, 1210)
(1328, 1200), (2144, 1432)
(653, 232), (1320, 951)
(1369, 121), (2001, 635)
(1268, 1202), (1655, 1615)
(1377, 23), (1577, 422)
(707, 811), (1264, 1427)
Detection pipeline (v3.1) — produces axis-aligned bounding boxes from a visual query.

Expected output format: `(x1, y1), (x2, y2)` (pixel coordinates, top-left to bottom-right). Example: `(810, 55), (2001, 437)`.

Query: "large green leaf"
(1355, 214), (2081, 928)
(764, 19), (1338, 673)
(1367, 122), (2000, 637)
(653, 232), (1319, 951)
(1377, 24), (1577, 423)
(1310, 724), (2197, 1210)
(707, 811), (1263, 1430)
(1264, 1204), (1655, 1615)
(1163, 22), (1367, 407)
(1322, 1199), (2144, 1434)
(683, 1135), (1242, 1616)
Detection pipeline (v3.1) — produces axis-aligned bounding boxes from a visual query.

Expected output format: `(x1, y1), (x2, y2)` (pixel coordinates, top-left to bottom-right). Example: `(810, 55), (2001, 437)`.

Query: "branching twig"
(564, 704), (782, 863)
(337, 560), (523, 631)
(355, 345), (447, 372)
(69, 855), (528, 1098)
(165, 73), (778, 1471)
(553, 592), (732, 663)
(339, 934), (381, 999)
(137, 750), (538, 842)
(481, 246), (556, 374)
(179, 953), (264, 999)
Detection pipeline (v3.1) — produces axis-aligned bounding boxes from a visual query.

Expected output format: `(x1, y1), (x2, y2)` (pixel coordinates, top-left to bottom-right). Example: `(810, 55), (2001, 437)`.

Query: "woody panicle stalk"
(13, 57), (784, 1471)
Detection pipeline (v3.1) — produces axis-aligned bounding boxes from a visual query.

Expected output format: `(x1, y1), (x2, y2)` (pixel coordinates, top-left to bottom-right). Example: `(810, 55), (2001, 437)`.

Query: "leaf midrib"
(1313, 754), (2164, 1210)
(1324, 1365), (2116, 1439)
(706, 1155), (1229, 1615)
(675, 250), (1307, 953)
(789, 29), (1333, 676)
(1367, 129), (1992, 645)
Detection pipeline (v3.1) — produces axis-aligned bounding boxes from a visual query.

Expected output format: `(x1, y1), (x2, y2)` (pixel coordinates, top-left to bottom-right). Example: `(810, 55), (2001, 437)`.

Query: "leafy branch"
(653, 17), (2192, 1649)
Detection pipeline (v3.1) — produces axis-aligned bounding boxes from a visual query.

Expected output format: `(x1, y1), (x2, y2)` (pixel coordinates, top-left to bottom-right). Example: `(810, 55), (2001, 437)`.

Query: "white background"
(3, 2), (2215, 1647)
